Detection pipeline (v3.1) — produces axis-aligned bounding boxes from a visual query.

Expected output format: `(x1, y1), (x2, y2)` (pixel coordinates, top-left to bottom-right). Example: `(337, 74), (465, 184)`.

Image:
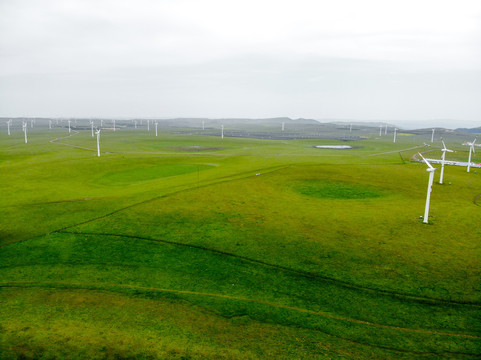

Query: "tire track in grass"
(0, 165), (288, 248)
(51, 231), (481, 308)
(0, 280), (480, 347)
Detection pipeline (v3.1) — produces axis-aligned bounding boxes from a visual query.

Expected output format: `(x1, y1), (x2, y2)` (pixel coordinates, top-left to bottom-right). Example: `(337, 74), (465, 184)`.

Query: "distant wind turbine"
(384, 124), (388, 135)
(96, 129), (101, 157)
(221, 125), (224, 139)
(90, 120), (94, 137)
(431, 128), (435, 143)
(393, 128), (397, 143)
(282, 122), (285, 131)
(419, 153), (437, 224)
(202, 120), (205, 130)
(155, 122), (158, 137)
(467, 138), (477, 173)
(7, 119), (11, 135)
(49, 120), (52, 129)
(68, 120), (71, 134)
(23, 121), (28, 144)
(113, 119), (116, 132)
(379, 124), (382, 136)
(439, 139), (454, 184)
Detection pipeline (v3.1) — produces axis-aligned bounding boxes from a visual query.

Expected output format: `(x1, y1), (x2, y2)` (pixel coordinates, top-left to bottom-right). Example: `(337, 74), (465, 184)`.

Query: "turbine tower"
(419, 153), (437, 224)
(155, 122), (158, 137)
(68, 120), (71, 134)
(23, 121), (28, 144)
(393, 128), (397, 143)
(96, 129), (101, 157)
(90, 120), (94, 138)
(431, 128), (435, 143)
(221, 125), (224, 139)
(7, 119), (11, 135)
(439, 139), (453, 184)
(467, 138), (477, 173)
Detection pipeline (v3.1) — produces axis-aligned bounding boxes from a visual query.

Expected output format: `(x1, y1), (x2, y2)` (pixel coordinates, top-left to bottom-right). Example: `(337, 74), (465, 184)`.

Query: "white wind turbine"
(90, 120), (94, 137)
(379, 124), (383, 136)
(7, 119), (11, 135)
(467, 138), (477, 173)
(49, 120), (52, 129)
(68, 120), (71, 134)
(221, 124), (224, 139)
(431, 128), (435, 143)
(393, 128), (397, 143)
(96, 128), (101, 157)
(155, 122), (158, 137)
(113, 119), (116, 132)
(23, 121), (28, 143)
(439, 139), (454, 184)
(384, 124), (388, 135)
(419, 153), (437, 224)
(282, 122), (285, 131)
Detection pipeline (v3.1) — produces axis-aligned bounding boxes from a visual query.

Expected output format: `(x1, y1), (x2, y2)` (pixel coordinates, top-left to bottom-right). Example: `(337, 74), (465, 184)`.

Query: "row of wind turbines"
(419, 137), (477, 224)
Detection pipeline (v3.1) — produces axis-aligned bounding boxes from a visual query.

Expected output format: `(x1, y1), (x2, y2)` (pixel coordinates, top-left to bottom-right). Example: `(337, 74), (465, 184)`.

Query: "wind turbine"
(393, 128), (397, 143)
(467, 138), (477, 173)
(439, 139), (454, 184)
(23, 121), (28, 144)
(419, 153), (437, 224)
(202, 120), (205, 130)
(147, 120), (150, 131)
(155, 122), (158, 137)
(90, 120), (94, 137)
(96, 128), (101, 157)
(384, 124), (388, 135)
(282, 122), (285, 131)
(49, 120), (52, 129)
(221, 125), (224, 139)
(379, 124), (382, 136)
(68, 120), (71, 134)
(113, 119), (116, 132)
(7, 119), (11, 135)
(431, 128), (435, 143)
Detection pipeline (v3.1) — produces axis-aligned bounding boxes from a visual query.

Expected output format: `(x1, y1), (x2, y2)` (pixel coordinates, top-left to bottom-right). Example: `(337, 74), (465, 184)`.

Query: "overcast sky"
(1, 0), (480, 128)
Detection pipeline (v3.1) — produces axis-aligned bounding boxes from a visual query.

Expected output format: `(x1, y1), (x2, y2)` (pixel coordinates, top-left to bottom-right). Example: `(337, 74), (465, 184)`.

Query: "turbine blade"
(418, 153), (434, 169)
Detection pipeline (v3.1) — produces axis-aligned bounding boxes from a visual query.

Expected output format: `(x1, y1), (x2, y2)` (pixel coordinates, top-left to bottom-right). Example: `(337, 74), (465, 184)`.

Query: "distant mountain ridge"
(455, 127), (481, 134)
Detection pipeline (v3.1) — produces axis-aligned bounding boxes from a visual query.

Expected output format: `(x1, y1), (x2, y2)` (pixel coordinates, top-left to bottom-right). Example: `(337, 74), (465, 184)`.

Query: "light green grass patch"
(96, 164), (214, 185)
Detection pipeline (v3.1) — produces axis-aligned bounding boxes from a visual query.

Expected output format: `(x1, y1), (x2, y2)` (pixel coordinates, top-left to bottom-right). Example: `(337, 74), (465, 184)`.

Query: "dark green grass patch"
(294, 180), (386, 199)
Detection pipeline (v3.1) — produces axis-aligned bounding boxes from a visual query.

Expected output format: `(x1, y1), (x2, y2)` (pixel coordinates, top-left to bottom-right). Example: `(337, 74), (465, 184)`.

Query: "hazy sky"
(1, 0), (480, 128)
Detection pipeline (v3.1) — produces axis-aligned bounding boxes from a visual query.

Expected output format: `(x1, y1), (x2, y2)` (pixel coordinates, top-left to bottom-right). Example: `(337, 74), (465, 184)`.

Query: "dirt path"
(49, 130), (97, 152)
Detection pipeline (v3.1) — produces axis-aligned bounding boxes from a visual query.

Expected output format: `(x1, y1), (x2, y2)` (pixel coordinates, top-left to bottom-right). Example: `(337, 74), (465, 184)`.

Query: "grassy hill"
(1, 120), (480, 359)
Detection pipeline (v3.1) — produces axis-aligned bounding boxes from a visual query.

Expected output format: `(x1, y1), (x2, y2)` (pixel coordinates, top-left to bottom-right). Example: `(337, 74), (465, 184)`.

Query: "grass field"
(1, 121), (480, 359)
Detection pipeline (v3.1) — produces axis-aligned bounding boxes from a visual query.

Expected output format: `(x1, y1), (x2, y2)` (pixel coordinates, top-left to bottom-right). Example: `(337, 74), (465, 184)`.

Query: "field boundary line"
(55, 231), (481, 308)
(1, 280), (480, 341)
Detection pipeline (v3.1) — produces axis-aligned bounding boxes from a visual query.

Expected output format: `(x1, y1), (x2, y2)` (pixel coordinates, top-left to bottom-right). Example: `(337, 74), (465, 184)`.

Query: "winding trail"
(1, 280), (479, 340)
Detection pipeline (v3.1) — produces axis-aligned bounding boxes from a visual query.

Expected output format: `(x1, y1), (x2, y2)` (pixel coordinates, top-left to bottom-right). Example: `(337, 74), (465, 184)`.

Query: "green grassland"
(1, 122), (480, 359)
